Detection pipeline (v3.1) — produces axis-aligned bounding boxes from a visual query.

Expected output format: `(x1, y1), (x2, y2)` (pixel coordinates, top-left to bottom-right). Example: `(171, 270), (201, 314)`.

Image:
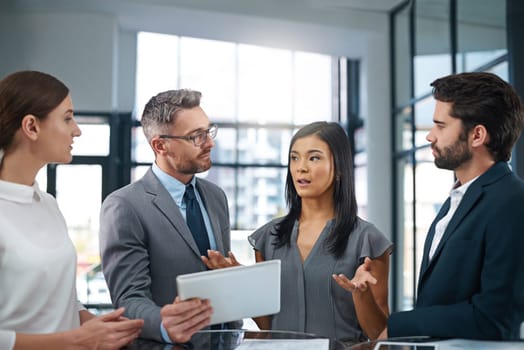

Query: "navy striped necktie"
(183, 184), (210, 256)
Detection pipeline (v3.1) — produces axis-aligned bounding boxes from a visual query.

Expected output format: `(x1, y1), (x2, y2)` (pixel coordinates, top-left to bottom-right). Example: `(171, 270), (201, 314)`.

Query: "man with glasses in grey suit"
(99, 89), (236, 344)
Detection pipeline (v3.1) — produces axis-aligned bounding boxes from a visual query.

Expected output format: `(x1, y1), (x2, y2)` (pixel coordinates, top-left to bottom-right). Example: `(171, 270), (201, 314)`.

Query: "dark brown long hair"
(0, 70), (69, 151)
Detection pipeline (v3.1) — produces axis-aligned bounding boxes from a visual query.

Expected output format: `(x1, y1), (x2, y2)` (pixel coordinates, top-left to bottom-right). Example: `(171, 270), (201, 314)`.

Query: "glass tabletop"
(125, 329), (349, 349)
(346, 337), (524, 350)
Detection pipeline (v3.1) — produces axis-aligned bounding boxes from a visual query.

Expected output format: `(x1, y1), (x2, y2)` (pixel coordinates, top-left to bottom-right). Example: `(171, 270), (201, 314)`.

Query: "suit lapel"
(429, 185), (482, 261)
(419, 198), (450, 281)
(143, 169), (202, 258)
(418, 162), (511, 285)
(419, 184), (483, 283)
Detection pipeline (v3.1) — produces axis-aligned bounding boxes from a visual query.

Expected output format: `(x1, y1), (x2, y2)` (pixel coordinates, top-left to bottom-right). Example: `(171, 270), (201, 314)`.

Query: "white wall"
(363, 32), (392, 238)
(116, 30), (137, 111)
(0, 10), (117, 111)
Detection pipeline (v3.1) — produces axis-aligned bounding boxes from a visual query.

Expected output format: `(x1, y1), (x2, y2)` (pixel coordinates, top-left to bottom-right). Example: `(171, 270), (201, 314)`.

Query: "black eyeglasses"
(159, 124), (218, 147)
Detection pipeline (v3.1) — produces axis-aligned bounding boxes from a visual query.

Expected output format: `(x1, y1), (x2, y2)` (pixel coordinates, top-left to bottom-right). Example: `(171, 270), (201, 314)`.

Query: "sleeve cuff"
(160, 322), (173, 344)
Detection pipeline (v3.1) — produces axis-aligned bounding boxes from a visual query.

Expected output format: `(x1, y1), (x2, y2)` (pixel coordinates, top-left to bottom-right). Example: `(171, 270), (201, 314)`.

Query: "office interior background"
(1, 0), (523, 313)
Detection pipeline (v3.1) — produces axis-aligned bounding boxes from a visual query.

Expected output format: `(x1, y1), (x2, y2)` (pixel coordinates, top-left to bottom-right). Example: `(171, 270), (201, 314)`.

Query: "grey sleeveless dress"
(249, 217), (392, 342)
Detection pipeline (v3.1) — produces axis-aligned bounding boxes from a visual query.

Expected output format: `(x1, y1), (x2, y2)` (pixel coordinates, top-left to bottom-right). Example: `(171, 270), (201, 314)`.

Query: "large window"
(134, 32), (361, 267)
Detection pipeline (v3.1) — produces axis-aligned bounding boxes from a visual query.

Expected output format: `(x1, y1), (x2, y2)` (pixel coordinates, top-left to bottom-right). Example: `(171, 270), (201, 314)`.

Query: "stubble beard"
(433, 133), (472, 170)
(178, 158), (212, 175)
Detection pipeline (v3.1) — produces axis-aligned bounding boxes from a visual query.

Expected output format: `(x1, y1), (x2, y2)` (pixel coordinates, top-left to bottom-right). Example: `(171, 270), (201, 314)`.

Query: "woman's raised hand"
(332, 257), (377, 292)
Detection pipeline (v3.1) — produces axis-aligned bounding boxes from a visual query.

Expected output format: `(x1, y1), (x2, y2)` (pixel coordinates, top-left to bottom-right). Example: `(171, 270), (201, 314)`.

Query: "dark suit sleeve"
(99, 192), (164, 342)
(389, 187), (524, 340)
(388, 301), (495, 339)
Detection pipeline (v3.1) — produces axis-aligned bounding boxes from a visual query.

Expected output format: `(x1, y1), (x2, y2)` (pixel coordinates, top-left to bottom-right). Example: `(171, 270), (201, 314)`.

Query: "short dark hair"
(431, 72), (524, 162)
(0, 70), (69, 151)
(274, 121), (358, 258)
(141, 89), (202, 142)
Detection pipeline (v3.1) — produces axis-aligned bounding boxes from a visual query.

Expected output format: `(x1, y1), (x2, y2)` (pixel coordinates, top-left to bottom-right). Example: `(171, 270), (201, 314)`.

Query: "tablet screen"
(176, 260), (281, 325)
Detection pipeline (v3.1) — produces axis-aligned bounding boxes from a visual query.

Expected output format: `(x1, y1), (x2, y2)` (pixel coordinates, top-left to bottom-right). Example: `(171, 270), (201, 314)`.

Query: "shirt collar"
(451, 175), (479, 196)
(151, 162), (195, 206)
(0, 179), (42, 203)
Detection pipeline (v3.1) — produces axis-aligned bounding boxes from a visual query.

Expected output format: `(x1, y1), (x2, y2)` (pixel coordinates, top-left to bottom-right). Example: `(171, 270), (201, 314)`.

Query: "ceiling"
(4, 0), (503, 28)
(306, 0), (408, 12)
(4, 0), (409, 20)
(2, 0), (504, 55)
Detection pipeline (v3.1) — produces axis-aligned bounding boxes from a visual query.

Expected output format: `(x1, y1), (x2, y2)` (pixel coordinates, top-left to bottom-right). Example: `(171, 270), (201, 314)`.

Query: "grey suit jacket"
(99, 169), (231, 342)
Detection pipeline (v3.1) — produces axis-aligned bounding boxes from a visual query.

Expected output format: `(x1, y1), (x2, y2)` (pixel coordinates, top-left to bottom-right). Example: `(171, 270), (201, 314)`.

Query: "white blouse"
(0, 180), (83, 350)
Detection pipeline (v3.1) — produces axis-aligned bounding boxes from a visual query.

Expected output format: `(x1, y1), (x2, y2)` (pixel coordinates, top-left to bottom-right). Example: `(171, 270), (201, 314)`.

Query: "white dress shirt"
(429, 176), (478, 260)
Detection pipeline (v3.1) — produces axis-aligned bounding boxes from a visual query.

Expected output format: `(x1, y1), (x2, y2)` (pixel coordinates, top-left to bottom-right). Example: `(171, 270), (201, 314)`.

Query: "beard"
(177, 154), (212, 174)
(432, 131), (472, 170)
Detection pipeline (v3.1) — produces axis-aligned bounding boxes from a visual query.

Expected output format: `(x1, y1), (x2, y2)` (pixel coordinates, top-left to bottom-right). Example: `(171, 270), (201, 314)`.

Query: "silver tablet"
(176, 259), (281, 325)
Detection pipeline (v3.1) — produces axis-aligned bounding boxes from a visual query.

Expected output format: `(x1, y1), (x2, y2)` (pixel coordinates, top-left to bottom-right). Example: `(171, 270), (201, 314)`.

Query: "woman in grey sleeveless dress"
(248, 122), (392, 343)
(204, 121), (392, 343)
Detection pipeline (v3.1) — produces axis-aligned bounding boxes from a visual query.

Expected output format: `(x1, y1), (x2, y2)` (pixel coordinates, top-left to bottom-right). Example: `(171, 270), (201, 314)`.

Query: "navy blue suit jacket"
(389, 162), (524, 340)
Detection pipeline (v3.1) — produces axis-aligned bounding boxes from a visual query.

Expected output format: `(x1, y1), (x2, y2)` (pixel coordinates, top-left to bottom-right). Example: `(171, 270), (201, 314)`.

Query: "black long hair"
(273, 121), (358, 258)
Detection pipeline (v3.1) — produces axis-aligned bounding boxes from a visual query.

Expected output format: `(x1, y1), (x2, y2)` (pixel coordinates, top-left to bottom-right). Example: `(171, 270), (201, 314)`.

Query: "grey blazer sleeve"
(99, 191), (164, 342)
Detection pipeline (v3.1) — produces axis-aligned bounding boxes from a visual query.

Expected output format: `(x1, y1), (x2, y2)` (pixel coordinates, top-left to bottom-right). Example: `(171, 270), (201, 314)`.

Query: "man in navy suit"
(383, 72), (524, 340)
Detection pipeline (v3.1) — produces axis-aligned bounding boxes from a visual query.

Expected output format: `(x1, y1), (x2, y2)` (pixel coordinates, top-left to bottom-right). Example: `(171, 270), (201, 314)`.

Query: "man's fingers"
(163, 298), (212, 324)
(228, 251), (240, 266)
(163, 303), (212, 343)
(201, 255), (214, 269)
(168, 308), (211, 333)
(164, 299), (200, 317)
(204, 250), (229, 268)
(177, 315), (212, 336)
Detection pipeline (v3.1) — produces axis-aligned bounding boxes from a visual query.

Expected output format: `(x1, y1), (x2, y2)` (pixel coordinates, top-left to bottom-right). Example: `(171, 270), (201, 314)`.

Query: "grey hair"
(141, 89), (202, 142)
